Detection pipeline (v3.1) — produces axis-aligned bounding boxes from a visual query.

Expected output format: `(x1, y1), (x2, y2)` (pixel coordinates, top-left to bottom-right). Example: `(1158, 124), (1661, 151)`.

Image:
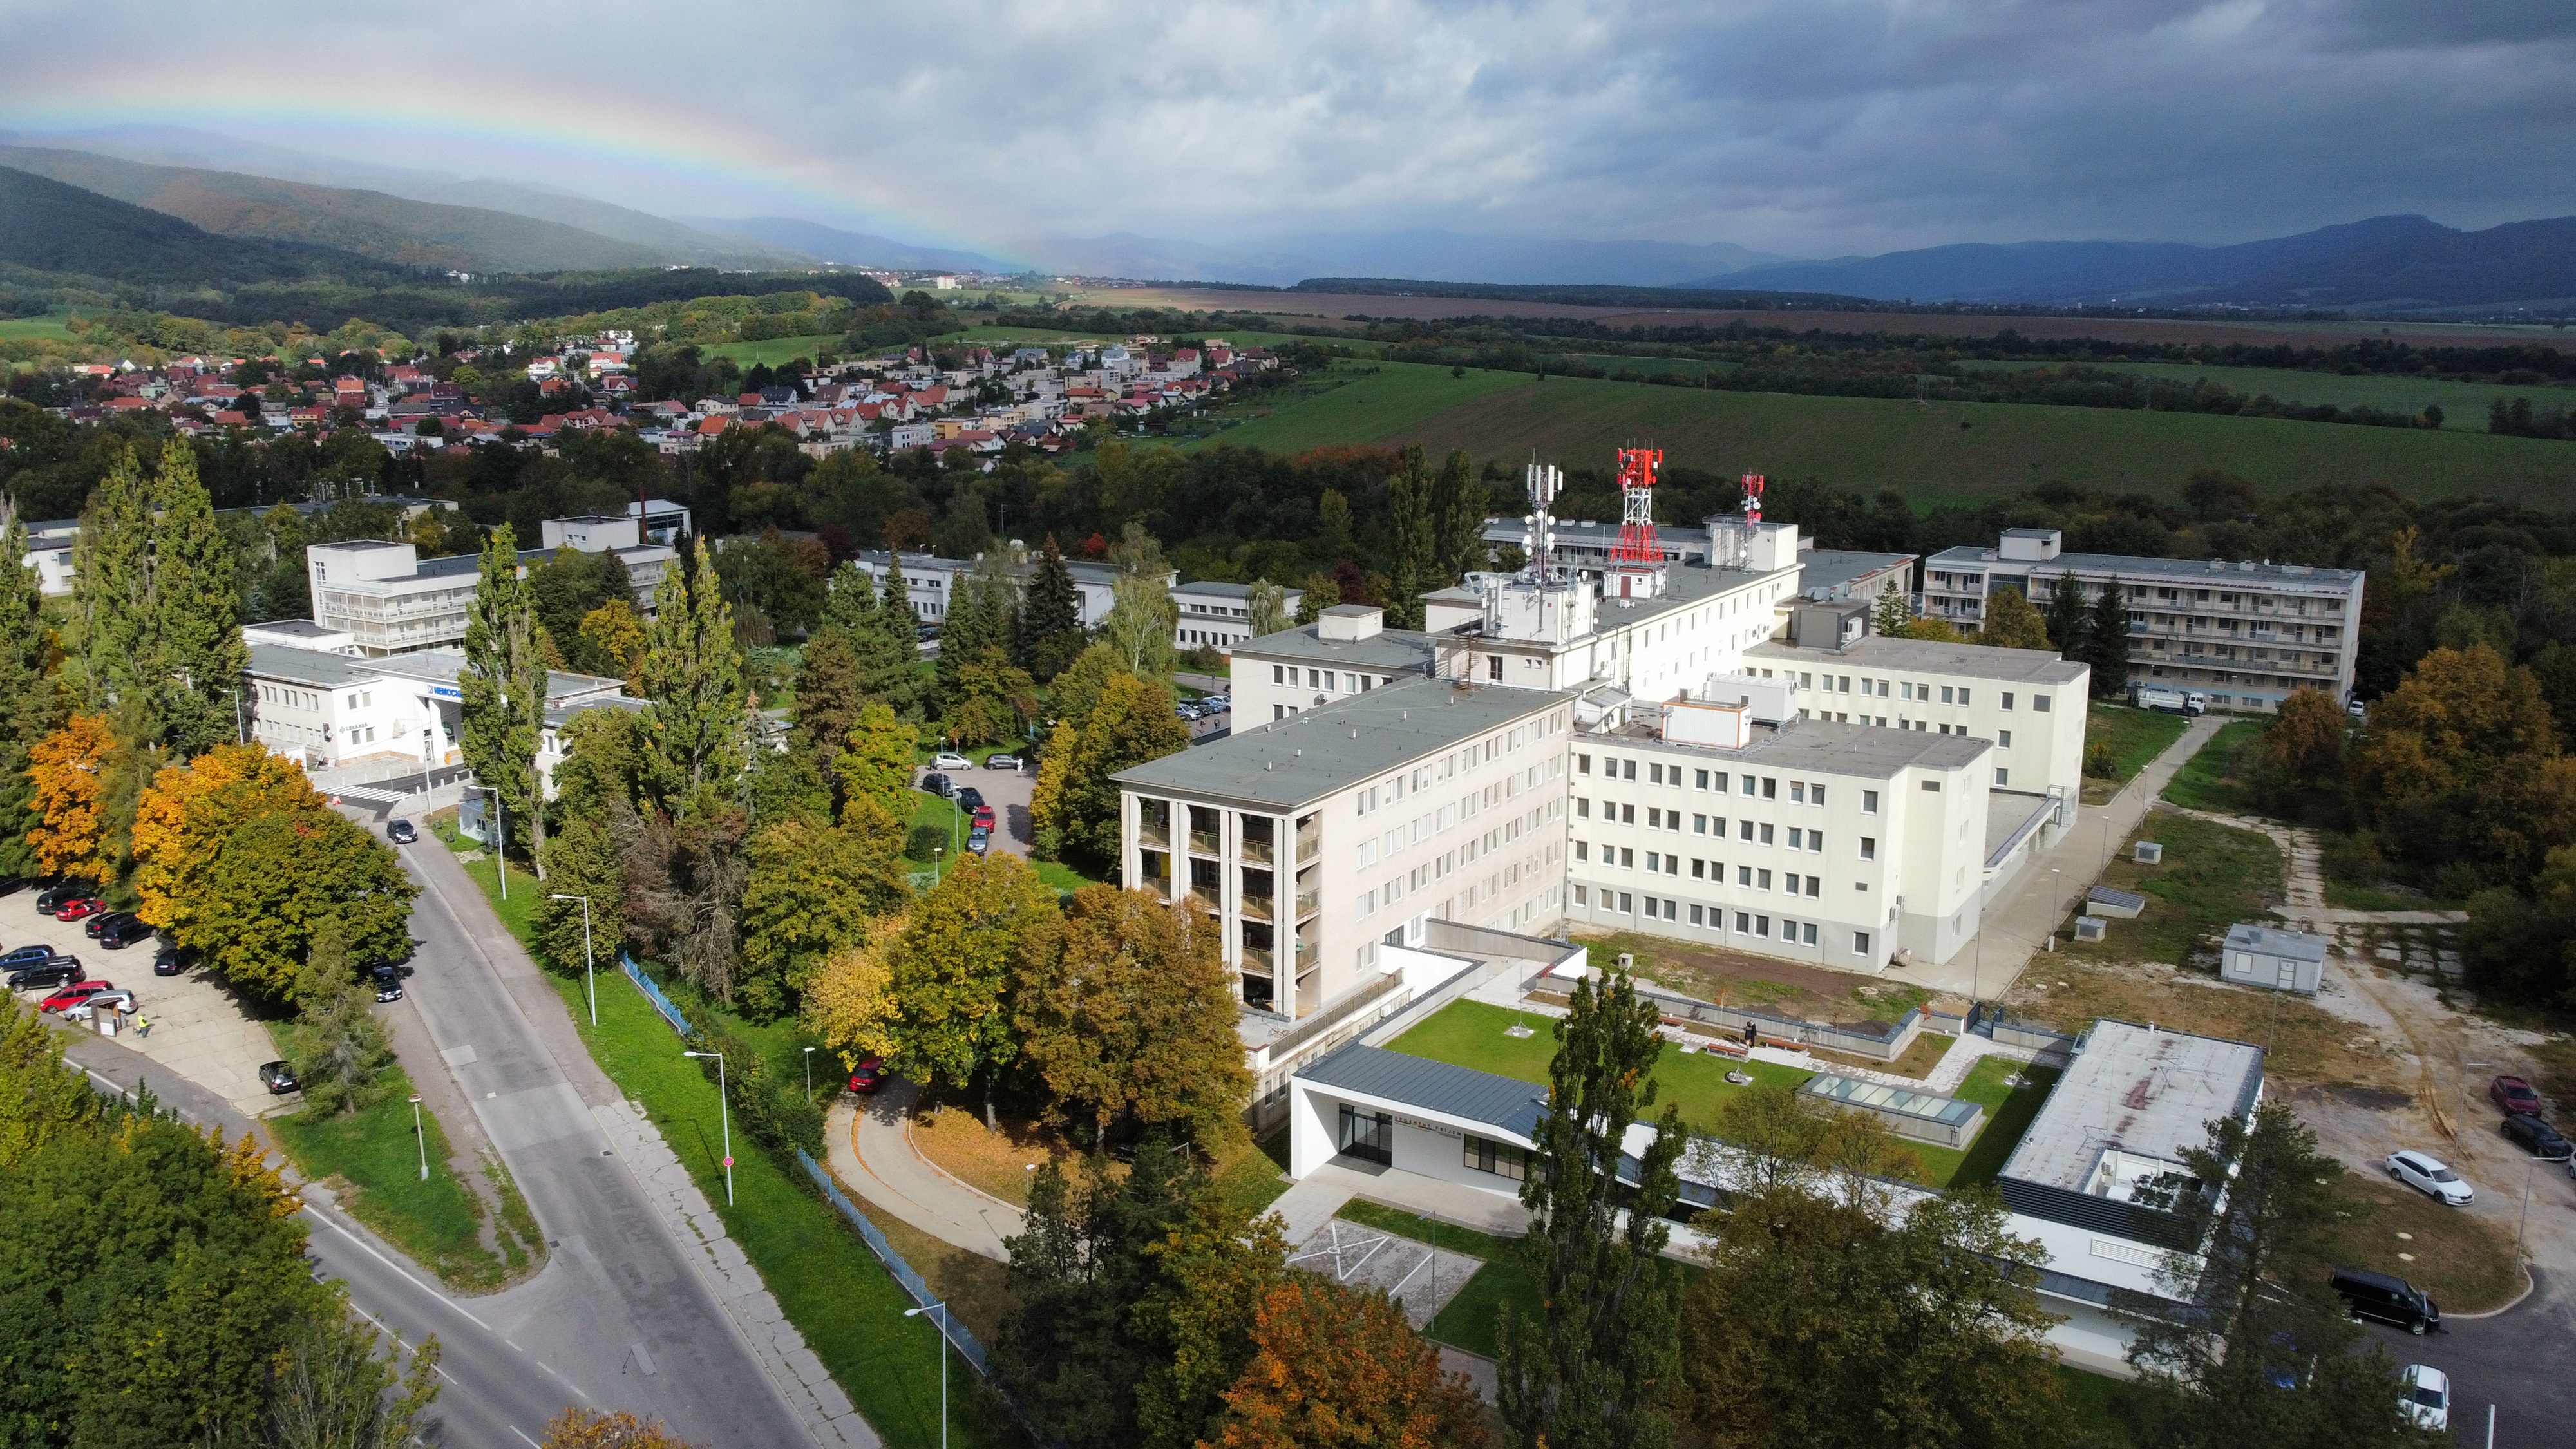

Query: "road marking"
(301, 1205), (493, 1332)
(511, 1428), (541, 1447)
(354, 1305), (460, 1385)
(441, 1044), (479, 1066)
(629, 1341), (658, 1376)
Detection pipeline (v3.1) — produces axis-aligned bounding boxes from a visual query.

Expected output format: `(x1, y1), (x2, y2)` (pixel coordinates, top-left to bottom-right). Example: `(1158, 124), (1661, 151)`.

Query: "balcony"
(1240, 893), (1274, 923)
(1139, 822), (1170, 849)
(1294, 889), (1321, 920)
(1242, 943), (1275, 973)
(1189, 829), (1221, 856)
(1242, 833), (1275, 865)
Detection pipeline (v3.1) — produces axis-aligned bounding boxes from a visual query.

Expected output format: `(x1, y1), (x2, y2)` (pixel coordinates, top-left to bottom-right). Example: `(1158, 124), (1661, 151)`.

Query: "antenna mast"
(1522, 460), (1561, 581)
(1741, 472), (1766, 526)
(1612, 448), (1662, 567)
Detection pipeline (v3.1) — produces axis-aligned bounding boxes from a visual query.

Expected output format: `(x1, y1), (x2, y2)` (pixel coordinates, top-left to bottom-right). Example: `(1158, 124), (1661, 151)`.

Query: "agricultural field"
(0, 315), (77, 341)
(702, 332), (844, 366)
(1959, 356), (2576, 426)
(1193, 359), (2576, 506)
(932, 322), (1351, 353)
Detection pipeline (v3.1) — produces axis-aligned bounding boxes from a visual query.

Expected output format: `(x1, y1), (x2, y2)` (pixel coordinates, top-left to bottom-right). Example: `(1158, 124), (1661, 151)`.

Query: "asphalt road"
(2365, 1264), (2571, 1446)
(60, 1030), (579, 1448)
(384, 829), (819, 1447)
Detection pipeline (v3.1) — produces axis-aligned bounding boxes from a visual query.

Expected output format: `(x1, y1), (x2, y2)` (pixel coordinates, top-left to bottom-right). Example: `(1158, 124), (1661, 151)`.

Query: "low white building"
(1174, 580), (1305, 653)
(245, 636), (631, 789)
(14, 518), (79, 598)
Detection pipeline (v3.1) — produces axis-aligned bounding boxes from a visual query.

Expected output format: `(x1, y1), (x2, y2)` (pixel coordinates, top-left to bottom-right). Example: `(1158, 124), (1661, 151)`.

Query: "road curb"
(2443, 1262), (2540, 1321)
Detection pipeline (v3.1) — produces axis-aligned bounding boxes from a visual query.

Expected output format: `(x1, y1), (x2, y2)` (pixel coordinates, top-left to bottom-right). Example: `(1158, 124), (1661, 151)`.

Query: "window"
(1694, 769), (1710, 789)
(1738, 819), (1753, 841)
(1756, 869), (1772, 891)
(1939, 686), (1953, 705)
(1806, 876), (1821, 898)
(1693, 813), (1709, 834)
(1801, 922), (1819, 945)
(1998, 729), (2012, 748)
(1740, 773), (1756, 796)
(1737, 865), (1752, 886)
(1736, 911), (1751, 933)
(1689, 904), (1704, 925)
(1645, 851), (1661, 873)
(1761, 777), (1777, 800)
(1996, 768), (2010, 786)
(1862, 790), (1879, 813)
(1621, 804), (1636, 825)
(2033, 694), (2052, 712)
(1758, 824), (1774, 846)
(1788, 828), (1804, 849)
(1691, 858), (1706, 879)
(1622, 759), (1637, 781)
(2000, 692), (2014, 710)
(1578, 754), (1591, 775)
(1790, 782), (1806, 804)
(1855, 931), (1871, 956)
(1808, 833), (1823, 855)
(1859, 837), (1876, 861)
(1464, 1135), (1530, 1180)
(1575, 842), (1589, 862)
(1620, 848), (1634, 867)
(1576, 798), (1590, 819)
(1959, 688), (1971, 706)
(1573, 884), (1589, 905)
(1921, 779), (1941, 793)
(1619, 892), (1634, 913)
(1647, 808), (1662, 829)
(1488, 655), (1503, 681)
(1649, 763), (1664, 785)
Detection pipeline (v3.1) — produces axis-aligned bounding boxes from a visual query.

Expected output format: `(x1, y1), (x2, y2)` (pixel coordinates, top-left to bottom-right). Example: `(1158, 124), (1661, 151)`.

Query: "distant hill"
(1288, 278), (1875, 310)
(1019, 229), (1794, 287)
(674, 216), (1016, 274)
(1707, 214), (2576, 312)
(0, 164), (403, 287)
(0, 146), (673, 274)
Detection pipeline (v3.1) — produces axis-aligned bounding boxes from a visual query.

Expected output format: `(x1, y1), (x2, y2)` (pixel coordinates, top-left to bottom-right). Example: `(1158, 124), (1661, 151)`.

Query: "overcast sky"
(6, 0), (2575, 257)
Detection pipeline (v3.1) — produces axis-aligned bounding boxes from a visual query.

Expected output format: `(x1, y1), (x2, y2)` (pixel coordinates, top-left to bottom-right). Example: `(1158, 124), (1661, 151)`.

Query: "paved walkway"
(828, 1084), (1018, 1262)
(1271, 1159), (1534, 1245)
(1884, 714), (2224, 1003)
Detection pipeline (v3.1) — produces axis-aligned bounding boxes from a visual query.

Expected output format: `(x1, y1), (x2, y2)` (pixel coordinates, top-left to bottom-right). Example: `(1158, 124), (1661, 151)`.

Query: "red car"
(2491, 1075), (2544, 1117)
(971, 805), (996, 829)
(847, 1056), (887, 1094)
(39, 980), (114, 1014)
(52, 898), (105, 922)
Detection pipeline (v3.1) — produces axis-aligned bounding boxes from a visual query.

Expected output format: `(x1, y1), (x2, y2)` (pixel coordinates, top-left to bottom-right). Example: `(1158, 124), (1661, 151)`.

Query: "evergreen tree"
(1383, 446), (1436, 627)
(858, 562), (926, 715)
(1979, 586), (2052, 650)
(459, 525), (549, 868)
(1497, 967), (1687, 1449)
(292, 918), (396, 1117)
(820, 558), (879, 638)
(2088, 579), (2133, 695)
(70, 444), (152, 714)
(635, 538), (751, 810)
(792, 627), (864, 777)
(0, 497), (59, 878)
(536, 710), (637, 978)
(935, 573), (1001, 708)
(1428, 448), (1491, 584)
(2043, 574), (2089, 663)
(146, 441), (245, 754)
(1021, 534), (1086, 680)
(1870, 581), (1911, 637)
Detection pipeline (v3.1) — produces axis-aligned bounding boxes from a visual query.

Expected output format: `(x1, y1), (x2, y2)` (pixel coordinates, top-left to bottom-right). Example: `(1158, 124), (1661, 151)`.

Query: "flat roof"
(1926, 545), (2363, 589)
(1115, 676), (1569, 808)
(1985, 790), (2056, 866)
(246, 641), (377, 688)
(1750, 634), (2090, 686)
(1797, 549), (1914, 597)
(1296, 1043), (1547, 1141)
(1602, 714), (1989, 779)
(1231, 621), (1440, 672)
(1173, 579), (1300, 600)
(2224, 923), (2328, 963)
(2000, 1019), (2265, 1193)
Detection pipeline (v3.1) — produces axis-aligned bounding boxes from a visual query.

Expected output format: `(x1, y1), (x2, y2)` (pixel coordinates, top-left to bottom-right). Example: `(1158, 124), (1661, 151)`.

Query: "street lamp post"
(804, 1046), (817, 1100)
(684, 1050), (733, 1206)
(469, 783), (507, 900)
(2048, 867), (2063, 951)
(551, 893), (596, 1027)
(408, 1093), (427, 1181)
(905, 1300), (950, 1449)
(933, 845), (944, 884)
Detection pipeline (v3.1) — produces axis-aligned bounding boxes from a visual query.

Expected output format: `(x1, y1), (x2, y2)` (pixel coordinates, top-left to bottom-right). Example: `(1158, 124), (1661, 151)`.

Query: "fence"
(1633, 981), (1926, 1064)
(797, 1149), (996, 1378)
(621, 954), (694, 1036)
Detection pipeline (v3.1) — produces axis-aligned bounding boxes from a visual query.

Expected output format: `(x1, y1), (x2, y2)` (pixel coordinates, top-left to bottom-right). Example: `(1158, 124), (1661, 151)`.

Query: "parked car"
(61, 990), (136, 1022)
(2386, 1150), (2475, 1205)
(39, 981), (115, 1014)
(2501, 1113), (2573, 1161)
(2398, 1364), (2450, 1432)
(84, 909), (137, 940)
(99, 917), (154, 950)
(985, 754), (1023, 772)
(387, 819), (419, 845)
(2331, 1267), (2441, 1335)
(151, 947), (185, 978)
(0, 945), (57, 972)
(847, 1055), (886, 1094)
(1201, 694), (1229, 714)
(954, 786), (985, 813)
(2490, 1074), (2543, 1116)
(6, 958), (80, 991)
(919, 772), (954, 799)
(931, 752), (974, 771)
(258, 1061), (301, 1094)
(965, 825), (992, 856)
(32, 880), (97, 913)
(374, 974), (406, 1003)
(1173, 701), (1202, 722)
(52, 897), (105, 922)
(971, 806), (996, 830)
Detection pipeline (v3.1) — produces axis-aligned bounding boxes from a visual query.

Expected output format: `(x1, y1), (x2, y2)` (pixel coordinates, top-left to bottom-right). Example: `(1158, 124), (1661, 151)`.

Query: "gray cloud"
(3, 0), (2573, 256)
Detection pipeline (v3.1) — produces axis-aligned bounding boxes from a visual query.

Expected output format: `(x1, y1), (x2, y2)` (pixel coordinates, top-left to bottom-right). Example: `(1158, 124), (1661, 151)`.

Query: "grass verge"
(2325, 1173), (2526, 1314)
(2158, 719), (2268, 813)
(442, 827), (1021, 1449)
(1905, 1058), (2063, 1190)
(268, 1066), (527, 1291)
(2082, 704), (2189, 804)
(2053, 1365), (2150, 1446)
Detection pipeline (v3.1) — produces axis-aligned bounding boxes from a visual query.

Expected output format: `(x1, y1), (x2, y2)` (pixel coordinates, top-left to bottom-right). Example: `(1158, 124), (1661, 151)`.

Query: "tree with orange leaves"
(131, 742), (327, 929)
(1203, 1277), (1486, 1449)
(540, 1407), (701, 1447)
(24, 712), (116, 880)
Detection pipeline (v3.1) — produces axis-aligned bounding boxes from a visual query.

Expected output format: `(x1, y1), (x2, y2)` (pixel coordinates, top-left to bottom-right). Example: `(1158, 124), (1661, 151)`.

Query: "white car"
(930, 752), (974, 771)
(61, 989), (137, 1022)
(2387, 1150), (2475, 1205)
(2398, 1363), (2450, 1432)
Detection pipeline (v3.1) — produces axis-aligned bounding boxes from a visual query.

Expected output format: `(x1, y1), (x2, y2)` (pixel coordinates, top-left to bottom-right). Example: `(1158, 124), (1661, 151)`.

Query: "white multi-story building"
(14, 517), (79, 598)
(306, 542), (486, 657)
(1173, 580), (1304, 653)
(851, 549), (1157, 629)
(246, 635), (634, 788)
(1920, 527), (2365, 710)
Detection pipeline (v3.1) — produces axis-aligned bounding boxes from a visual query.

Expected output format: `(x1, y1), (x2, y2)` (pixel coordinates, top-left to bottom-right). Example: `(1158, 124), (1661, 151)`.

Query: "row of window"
(1574, 803), (1866, 855)
(1572, 884), (1871, 955)
(1577, 754), (1857, 806)
(1582, 847), (1842, 896)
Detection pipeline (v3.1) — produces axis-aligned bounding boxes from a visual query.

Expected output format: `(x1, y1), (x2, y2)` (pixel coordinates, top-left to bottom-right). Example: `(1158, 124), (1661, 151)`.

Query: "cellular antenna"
(1741, 472), (1765, 526)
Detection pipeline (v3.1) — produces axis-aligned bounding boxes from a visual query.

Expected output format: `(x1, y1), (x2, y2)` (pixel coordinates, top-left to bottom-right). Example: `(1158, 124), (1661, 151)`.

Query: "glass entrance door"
(1336, 1104), (1393, 1166)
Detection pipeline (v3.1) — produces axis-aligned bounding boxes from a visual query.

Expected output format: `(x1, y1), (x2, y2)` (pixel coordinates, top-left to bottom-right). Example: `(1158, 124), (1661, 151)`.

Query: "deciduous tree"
(886, 851), (1060, 1124)
(1050, 672), (1190, 871)
(1014, 886), (1251, 1151)
(460, 524), (549, 869)
(1428, 447), (1490, 586)
(835, 701), (919, 823)
(1384, 445), (1435, 627)
(541, 1408), (701, 1448)
(1104, 571), (1179, 677)
(803, 915), (904, 1072)
(792, 626), (864, 776)
(2264, 688), (2347, 790)
(1245, 579), (1289, 639)
(943, 647), (1038, 747)
(740, 804), (909, 1017)
(1496, 967), (1687, 1449)
(2349, 643), (2576, 891)
(1980, 586), (2051, 650)
(292, 917), (395, 1115)
(576, 598), (647, 681)
(24, 712), (116, 880)
(182, 805), (418, 1002)
(1206, 1278), (1487, 1449)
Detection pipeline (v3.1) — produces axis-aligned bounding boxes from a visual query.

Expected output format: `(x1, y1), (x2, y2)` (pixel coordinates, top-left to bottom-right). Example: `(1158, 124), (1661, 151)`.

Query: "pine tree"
(935, 573), (999, 708)
(460, 525), (549, 868)
(2087, 580), (2132, 696)
(636, 538), (751, 810)
(536, 710), (636, 976)
(821, 559), (878, 638)
(0, 497), (59, 876)
(1980, 586), (2052, 650)
(859, 560), (927, 715)
(1021, 534), (1085, 680)
(71, 444), (153, 714)
(1497, 967), (1687, 1449)
(1870, 581), (1911, 637)
(146, 440), (244, 753)
(2043, 573), (2089, 662)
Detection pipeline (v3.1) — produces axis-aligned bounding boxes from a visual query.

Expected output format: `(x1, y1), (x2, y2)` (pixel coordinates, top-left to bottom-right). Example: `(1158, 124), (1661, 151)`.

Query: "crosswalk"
(329, 784), (405, 804)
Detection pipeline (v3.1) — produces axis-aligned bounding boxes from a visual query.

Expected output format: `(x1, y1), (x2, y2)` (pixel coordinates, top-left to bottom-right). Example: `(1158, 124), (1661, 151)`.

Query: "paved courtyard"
(1287, 1217), (1482, 1330)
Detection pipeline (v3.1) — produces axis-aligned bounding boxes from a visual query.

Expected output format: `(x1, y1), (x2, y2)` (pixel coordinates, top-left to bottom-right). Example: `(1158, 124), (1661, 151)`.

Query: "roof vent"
(1350, 728), (1359, 739)
(1265, 761), (1274, 770)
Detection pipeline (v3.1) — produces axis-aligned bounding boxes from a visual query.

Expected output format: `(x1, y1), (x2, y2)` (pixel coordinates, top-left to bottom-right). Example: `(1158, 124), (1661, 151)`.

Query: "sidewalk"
(827, 1083), (1018, 1262)
(1884, 714), (2223, 1003)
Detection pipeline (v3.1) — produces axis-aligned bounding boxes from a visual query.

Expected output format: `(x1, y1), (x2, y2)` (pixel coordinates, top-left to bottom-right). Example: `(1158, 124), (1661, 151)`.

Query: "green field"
(1900, 1057), (2062, 1189)
(703, 332), (845, 366)
(2060, 812), (2284, 966)
(1961, 356), (2576, 426)
(2158, 719), (2269, 813)
(0, 316), (76, 341)
(933, 323), (1350, 352)
(1189, 360), (2576, 505)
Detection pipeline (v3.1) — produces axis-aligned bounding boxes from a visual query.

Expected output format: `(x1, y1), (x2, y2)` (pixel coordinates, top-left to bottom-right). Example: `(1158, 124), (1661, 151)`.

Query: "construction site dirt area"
(2000, 956), (2401, 1093)
(1569, 929), (1944, 1030)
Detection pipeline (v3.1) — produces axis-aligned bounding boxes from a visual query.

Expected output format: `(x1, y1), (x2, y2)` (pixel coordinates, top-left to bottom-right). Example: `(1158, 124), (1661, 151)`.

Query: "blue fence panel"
(620, 954), (694, 1036)
(796, 1149), (995, 1378)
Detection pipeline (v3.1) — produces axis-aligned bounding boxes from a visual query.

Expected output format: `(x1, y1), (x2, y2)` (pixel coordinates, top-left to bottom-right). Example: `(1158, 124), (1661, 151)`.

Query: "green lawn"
(703, 333), (844, 366)
(2061, 813), (2284, 967)
(2082, 703), (2190, 802)
(1201, 365), (2576, 507)
(933, 323), (1350, 353)
(2157, 719), (2268, 813)
(1902, 1057), (2062, 1189)
(269, 1066), (535, 1290)
(1959, 355), (2575, 427)
(1383, 999), (1810, 1130)
(2054, 1364), (2153, 1446)
(441, 828), (1018, 1449)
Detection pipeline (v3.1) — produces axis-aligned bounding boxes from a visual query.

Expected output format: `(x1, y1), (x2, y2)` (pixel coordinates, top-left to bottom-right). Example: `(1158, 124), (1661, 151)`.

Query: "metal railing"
(1294, 889), (1320, 919)
(1240, 894), (1274, 923)
(1188, 829), (1220, 856)
(1241, 835), (1275, 864)
(1242, 944), (1274, 972)
(621, 954), (693, 1036)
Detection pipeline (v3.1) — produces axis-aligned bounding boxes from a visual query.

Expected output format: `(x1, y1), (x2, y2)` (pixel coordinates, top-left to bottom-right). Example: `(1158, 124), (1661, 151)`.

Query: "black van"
(2331, 1267), (2441, 1334)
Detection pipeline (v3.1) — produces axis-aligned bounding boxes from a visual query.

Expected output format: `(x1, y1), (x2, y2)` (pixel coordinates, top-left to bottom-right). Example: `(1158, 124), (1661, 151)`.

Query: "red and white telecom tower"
(1609, 446), (1663, 597)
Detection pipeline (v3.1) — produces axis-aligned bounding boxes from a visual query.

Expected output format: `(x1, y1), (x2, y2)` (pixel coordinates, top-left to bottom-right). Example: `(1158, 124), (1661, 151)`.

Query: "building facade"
(1173, 579), (1304, 652)
(1920, 528), (2365, 710)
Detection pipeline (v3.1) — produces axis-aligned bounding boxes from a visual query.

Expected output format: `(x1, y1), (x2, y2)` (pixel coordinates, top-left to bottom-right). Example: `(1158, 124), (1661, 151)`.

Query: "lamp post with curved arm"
(683, 1050), (732, 1206)
(550, 893), (595, 1026)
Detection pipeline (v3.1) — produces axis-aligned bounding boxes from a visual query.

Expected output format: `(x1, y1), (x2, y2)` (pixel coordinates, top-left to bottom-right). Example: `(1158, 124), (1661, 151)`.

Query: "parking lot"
(1, 887), (296, 1120)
